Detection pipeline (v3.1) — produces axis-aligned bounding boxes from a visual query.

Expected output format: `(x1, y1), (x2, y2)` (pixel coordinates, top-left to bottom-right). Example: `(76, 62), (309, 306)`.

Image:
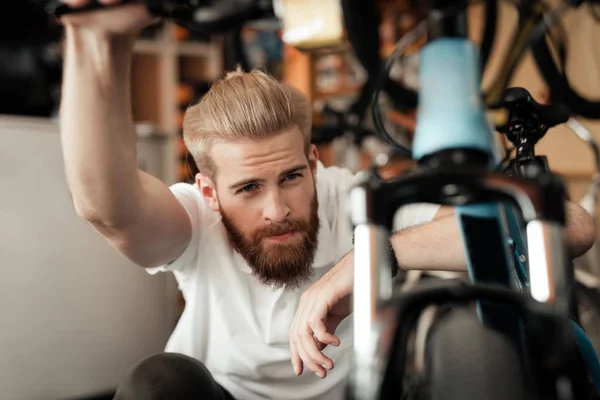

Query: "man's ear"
(307, 144), (319, 178)
(196, 173), (220, 212)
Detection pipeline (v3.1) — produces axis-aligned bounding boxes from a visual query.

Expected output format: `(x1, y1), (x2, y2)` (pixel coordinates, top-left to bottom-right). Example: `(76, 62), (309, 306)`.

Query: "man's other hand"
(289, 275), (352, 379)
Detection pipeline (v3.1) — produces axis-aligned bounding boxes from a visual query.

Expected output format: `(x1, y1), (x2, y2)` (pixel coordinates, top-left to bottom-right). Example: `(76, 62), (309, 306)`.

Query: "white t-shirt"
(148, 162), (439, 400)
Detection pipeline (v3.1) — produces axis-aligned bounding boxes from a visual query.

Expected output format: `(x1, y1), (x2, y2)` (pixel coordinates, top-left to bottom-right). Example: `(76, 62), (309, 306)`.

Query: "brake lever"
(46, 0), (135, 17)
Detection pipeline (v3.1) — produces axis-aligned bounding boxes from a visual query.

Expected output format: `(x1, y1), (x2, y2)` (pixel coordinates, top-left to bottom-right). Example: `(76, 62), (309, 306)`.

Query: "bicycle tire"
(572, 280), (600, 399)
(532, 36), (600, 119)
(341, 0), (419, 118)
(480, 0), (498, 74)
(577, 280), (600, 355)
(425, 308), (529, 400)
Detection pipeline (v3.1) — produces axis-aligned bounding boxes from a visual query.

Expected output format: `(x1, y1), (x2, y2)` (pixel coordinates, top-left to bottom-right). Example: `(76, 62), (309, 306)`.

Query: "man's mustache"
(252, 219), (308, 240)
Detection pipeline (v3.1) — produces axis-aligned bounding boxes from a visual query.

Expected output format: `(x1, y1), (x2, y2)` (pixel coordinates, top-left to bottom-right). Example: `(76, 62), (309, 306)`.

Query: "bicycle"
(396, 88), (600, 390)
(345, 0), (600, 399)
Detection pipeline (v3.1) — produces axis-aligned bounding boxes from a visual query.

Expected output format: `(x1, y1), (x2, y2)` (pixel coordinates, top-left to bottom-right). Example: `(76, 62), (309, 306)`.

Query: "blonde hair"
(182, 69), (312, 181)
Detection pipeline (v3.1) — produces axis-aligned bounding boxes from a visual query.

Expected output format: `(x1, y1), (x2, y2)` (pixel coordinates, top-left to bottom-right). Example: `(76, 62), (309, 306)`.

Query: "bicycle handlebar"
(494, 87), (570, 131)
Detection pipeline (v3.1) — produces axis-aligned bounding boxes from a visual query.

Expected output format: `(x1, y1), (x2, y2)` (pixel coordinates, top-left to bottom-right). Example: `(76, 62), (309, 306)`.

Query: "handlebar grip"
(47, 0), (134, 17)
(536, 102), (570, 127)
(495, 87), (570, 129)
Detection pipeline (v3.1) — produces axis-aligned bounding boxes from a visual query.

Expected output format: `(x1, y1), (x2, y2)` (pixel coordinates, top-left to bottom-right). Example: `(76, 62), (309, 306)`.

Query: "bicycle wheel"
(577, 280), (600, 355)
(424, 308), (528, 400)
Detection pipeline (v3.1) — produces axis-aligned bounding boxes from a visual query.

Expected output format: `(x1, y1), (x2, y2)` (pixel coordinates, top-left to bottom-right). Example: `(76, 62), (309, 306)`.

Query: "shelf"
(134, 39), (163, 55)
(134, 39), (219, 58)
(177, 41), (219, 58)
(318, 83), (361, 96)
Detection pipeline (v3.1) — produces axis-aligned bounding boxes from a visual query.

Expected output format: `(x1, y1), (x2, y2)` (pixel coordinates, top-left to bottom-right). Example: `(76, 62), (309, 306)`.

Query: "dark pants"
(113, 353), (236, 400)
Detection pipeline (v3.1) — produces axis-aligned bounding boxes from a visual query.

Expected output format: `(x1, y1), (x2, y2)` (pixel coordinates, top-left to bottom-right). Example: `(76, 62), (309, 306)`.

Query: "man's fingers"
(312, 319), (341, 346)
(300, 329), (334, 371)
(99, 0), (126, 4)
(289, 294), (347, 379)
(316, 339), (327, 351)
(289, 318), (302, 376)
(290, 341), (303, 376)
(297, 343), (327, 378)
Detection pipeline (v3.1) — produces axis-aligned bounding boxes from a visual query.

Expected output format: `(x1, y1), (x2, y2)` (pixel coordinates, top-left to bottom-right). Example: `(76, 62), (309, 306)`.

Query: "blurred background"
(1, 0), (600, 399)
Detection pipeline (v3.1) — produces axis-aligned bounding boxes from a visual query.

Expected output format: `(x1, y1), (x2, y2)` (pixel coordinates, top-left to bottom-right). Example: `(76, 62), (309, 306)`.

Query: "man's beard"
(220, 194), (320, 289)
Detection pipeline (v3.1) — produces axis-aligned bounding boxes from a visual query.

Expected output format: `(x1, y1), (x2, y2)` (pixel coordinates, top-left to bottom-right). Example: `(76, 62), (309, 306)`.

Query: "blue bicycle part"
(571, 320), (600, 394)
(456, 204), (526, 347)
(504, 204), (530, 288)
(412, 36), (528, 348)
(412, 39), (496, 162)
(506, 200), (600, 395)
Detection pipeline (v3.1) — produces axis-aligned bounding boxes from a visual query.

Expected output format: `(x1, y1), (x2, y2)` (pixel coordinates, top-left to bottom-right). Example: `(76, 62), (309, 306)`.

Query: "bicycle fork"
(347, 167), (575, 400)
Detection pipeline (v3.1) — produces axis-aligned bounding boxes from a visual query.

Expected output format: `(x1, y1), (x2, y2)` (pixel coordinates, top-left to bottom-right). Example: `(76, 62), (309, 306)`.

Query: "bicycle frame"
(347, 3), (575, 399)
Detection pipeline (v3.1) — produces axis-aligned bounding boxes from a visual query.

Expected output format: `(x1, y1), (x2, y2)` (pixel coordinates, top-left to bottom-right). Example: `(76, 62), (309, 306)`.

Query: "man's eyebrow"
(229, 165), (308, 191)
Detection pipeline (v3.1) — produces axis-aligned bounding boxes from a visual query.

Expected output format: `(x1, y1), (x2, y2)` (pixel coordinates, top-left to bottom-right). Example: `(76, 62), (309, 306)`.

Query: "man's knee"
(113, 353), (224, 400)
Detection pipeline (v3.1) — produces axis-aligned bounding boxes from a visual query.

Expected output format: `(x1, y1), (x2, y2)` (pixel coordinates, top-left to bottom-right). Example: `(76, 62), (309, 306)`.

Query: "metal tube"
(349, 181), (393, 400)
(428, 0), (469, 39)
(352, 223), (392, 400)
(526, 220), (570, 315)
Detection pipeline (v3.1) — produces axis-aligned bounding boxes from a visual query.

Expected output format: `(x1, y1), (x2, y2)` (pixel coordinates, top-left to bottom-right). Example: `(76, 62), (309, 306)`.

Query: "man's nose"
(263, 190), (290, 223)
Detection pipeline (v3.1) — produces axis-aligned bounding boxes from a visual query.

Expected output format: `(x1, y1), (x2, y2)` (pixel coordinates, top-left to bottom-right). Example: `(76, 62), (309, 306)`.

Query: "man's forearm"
(60, 27), (142, 225)
(389, 201), (596, 271)
(565, 201), (596, 257)
(322, 250), (355, 296)
(391, 214), (467, 271)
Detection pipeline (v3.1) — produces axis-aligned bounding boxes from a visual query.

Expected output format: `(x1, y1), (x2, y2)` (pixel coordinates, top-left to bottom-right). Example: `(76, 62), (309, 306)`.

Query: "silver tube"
(349, 182), (393, 400)
(352, 223), (393, 400)
(526, 220), (570, 314)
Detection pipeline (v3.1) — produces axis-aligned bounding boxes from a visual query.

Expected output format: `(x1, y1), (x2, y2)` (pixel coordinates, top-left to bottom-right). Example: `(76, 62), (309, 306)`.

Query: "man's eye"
(283, 173), (301, 182)
(239, 184), (257, 194)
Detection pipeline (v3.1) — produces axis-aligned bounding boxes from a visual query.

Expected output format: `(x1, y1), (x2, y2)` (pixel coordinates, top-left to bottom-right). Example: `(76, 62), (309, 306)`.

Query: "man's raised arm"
(59, 1), (191, 268)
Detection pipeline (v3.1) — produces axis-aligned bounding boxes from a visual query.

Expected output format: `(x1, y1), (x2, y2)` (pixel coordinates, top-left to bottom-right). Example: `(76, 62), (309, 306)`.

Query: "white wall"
(0, 116), (179, 400)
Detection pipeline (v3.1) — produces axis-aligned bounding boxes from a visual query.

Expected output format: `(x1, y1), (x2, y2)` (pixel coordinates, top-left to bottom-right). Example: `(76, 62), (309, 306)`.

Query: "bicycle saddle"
(495, 87), (571, 130)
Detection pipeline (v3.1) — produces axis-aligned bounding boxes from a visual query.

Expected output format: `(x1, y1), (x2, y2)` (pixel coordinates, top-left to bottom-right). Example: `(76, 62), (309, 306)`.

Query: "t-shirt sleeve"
(146, 182), (209, 281)
(317, 162), (441, 248)
(392, 202), (441, 232)
(315, 162), (360, 260)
